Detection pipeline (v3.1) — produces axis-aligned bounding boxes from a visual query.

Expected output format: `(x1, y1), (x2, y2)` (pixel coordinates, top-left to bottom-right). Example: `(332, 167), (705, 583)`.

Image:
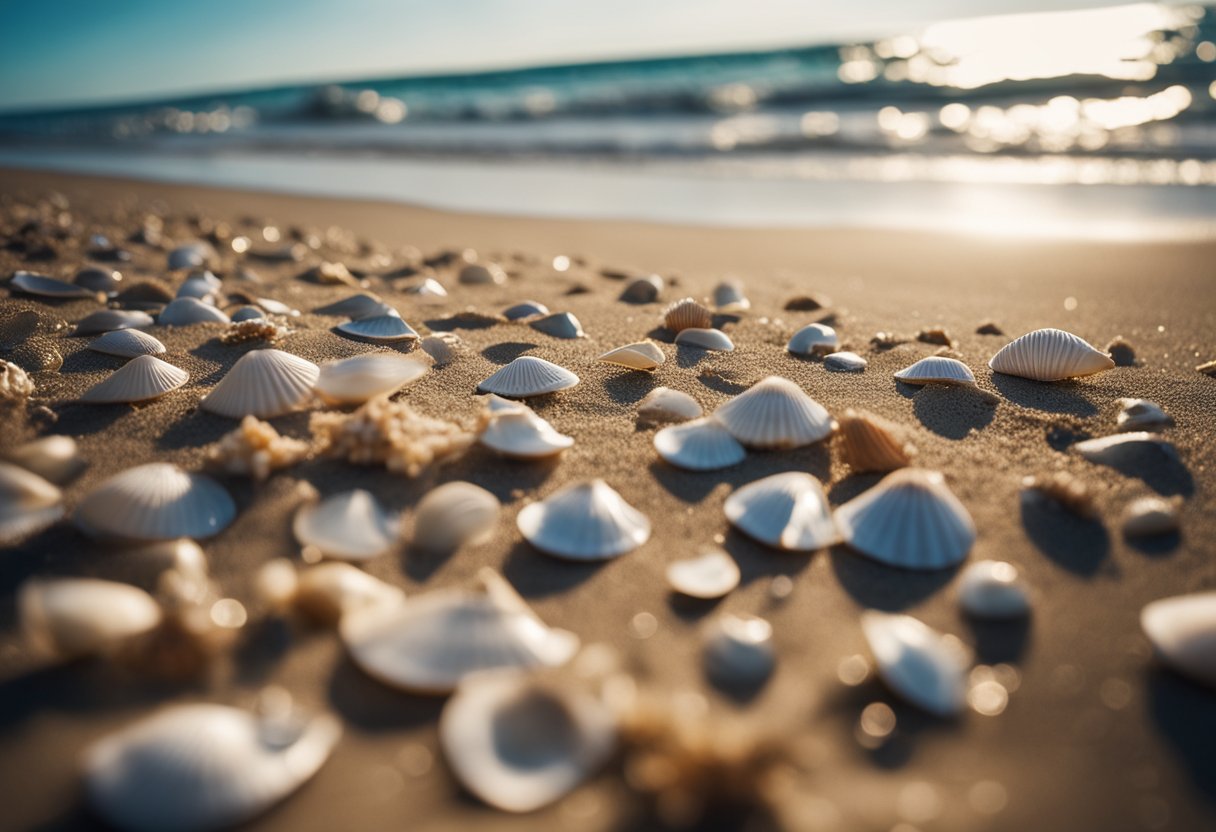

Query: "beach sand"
(1, 167), (1215, 832)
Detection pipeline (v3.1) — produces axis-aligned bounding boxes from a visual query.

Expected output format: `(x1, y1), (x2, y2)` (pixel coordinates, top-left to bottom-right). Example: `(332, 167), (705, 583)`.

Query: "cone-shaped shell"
(75, 463), (236, 541)
(478, 356), (579, 398)
(666, 549), (740, 599)
(202, 349), (320, 418)
(1116, 398), (1172, 431)
(712, 376), (833, 449)
(314, 353), (430, 405)
(158, 297), (230, 326)
(20, 578), (161, 658)
(724, 472), (837, 551)
(90, 329), (167, 358)
(824, 351), (867, 372)
(336, 314), (419, 343)
(0, 462), (64, 544)
(654, 418), (746, 471)
(1141, 592), (1216, 688)
(479, 397), (574, 459)
(530, 312), (584, 339)
(4, 435), (84, 484)
(663, 298), (713, 332)
(1074, 432), (1177, 466)
(675, 327), (734, 352)
(637, 387), (702, 422)
(517, 480), (650, 560)
(503, 300), (549, 320)
(293, 489), (399, 562)
(84, 703), (341, 832)
(957, 560), (1030, 618)
(11, 270), (96, 298)
(413, 482), (500, 553)
(894, 356), (976, 386)
(835, 469), (975, 570)
(75, 309), (155, 335)
(835, 409), (914, 473)
(862, 612), (968, 717)
(600, 341), (665, 371)
(82, 355), (188, 404)
(703, 614), (774, 688)
(786, 323), (838, 356)
(712, 280), (750, 312)
(989, 328), (1114, 381)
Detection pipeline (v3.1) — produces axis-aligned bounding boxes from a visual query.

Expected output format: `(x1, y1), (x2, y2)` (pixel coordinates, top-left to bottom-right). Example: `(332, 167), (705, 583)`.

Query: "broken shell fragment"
(724, 472), (837, 551)
(75, 309), (155, 335)
(663, 298), (713, 333)
(478, 356), (579, 398)
(503, 300), (549, 320)
(637, 387), (702, 423)
(824, 351), (867, 372)
(335, 314), (420, 343)
(412, 481), (500, 553)
(477, 396), (573, 459)
(703, 614), (775, 688)
(834, 409), (914, 473)
(1141, 592), (1216, 688)
(517, 480), (651, 560)
(530, 311), (585, 339)
(862, 611), (968, 717)
(599, 341), (665, 371)
(786, 323), (838, 356)
(89, 329), (167, 358)
(0, 462), (64, 544)
(654, 418), (746, 471)
(957, 560), (1031, 618)
(712, 376), (833, 449)
(11, 270), (97, 299)
(988, 328), (1114, 381)
(1116, 398), (1172, 432)
(20, 578), (161, 658)
(314, 353), (430, 405)
(75, 463), (235, 542)
(894, 356), (976, 386)
(1123, 496), (1181, 537)
(666, 549), (741, 599)
(157, 297), (231, 326)
(201, 349), (320, 418)
(81, 355), (188, 404)
(675, 327), (734, 352)
(293, 489), (399, 562)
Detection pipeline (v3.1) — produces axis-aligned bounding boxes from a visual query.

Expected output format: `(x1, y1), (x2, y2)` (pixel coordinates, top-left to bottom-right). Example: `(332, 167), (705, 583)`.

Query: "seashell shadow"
(500, 540), (609, 599)
(697, 370), (750, 396)
(649, 443), (831, 504)
(1018, 494), (1110, 576)
(1125, 530), (1183, 557)
(48, 402), (129, 437)
(910, 385), (996, 440)
(603, 370), (659, 407)
(989, 373), (1099, 416)
(441, 454), (560, 505)
(424, 313), (500, 331)
(962, 615), (1031, 664)
(666, 591), (727, 621)
(828, 547), (959, 611)
(1073, 443), (1195, 498)
(327, 654), (446, 731)
(644, 326), (676, 344)
(1146, 666), (1216, 807)
(58, 346), (123, 376)
(706, 662), (770, 704)
(675, 345), (715, 369)
(720, 528), (814, 588)
(479, 341), (538, 365)
(229, 617), (294, 686)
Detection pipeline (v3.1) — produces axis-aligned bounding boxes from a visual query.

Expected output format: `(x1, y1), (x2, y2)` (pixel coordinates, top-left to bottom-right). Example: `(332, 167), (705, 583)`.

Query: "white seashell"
(517, 480), (651, 560)
(90, 329), (167, 358)
(666, 548), (740, 599)
(419, 333), (462, 366)
(957, 560), (1030, 618)
(663, 298), (713, 332)
(712, 376), (833, 449)
(834, 409), (914, 473)
(4, 435), (84, 484)
(176, 276), (219, 303)
(413, 481), (500, 552)
(122, 538), (210, 591)
(503, 300), (549, 320)
(336, 314), (419, 342)
(254, 297), (295, 317)
(75, 463), (236, 541)
(20, 578), (161, 658)
(229, 306), (264, 323)
(988, 328), (1114, 381)
(293, 489), (399, 562)
(1073, 432), (1178, 466)
(724, 472), (837, 550)
(1123, 496), (1181, 537)
(862, 611), (969, 716)
(289, 562), (405, 624)
(75, 309), (155, 335)
(341, 568), (579, 692)
(314, 353), (430, 405)
(675, 327), (734, 352)
(599, 341), (665, 371)
(786, 323), (838, 356)
(0, 462), (64, 544)
(824, 351), (867, 372)
(479, 396), (574, 459)
(637, 386), (702, 422)
(1141, 593), (1216, 687)
(894, 356), (976, 386)
(459, 262), (508, 285)
(11, 270), (96, 298)
(440, 671), (616, 813)
(82, 355), (188, 404)
(201, 349), (320, 418)
(1116, 398), (1172, 431)
(620, 274), (663, 303)
(84, 702), (341, 832)
(712, 280), (750, 312)
(158, 297), (230, 326)
(316, 293), (394, 319)
(478, 356), (579, 397)
(703, 614), (775, 687)
(654, 418), (746, 471)
(405, 278), (448, 301)
(530, 311), (585, 339)
(167, 241), (216, 269)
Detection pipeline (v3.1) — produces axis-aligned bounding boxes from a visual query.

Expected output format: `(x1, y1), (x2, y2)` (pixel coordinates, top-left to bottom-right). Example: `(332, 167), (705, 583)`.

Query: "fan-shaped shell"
(76, 309), (155, 335)
(75, 463), (235, 541)
(314, 353), (430, 405)
(293, 489), (399, 561)
(957, 560), (1030, 618)
(413, 481), (500, 552)
(20, 578), (161, 658)
(894, 356), (976, 386)
(599, 341), (665, 371)
(1117, 398), (1172, 431)
(990, 328), (1115, 382)
(291, 562), (405, 624)
(459, 262), (507, 285)
(824, 351), (867, 372)
(724, 472), (837, 550)
(75, 266), (122, 295)
(786, 323), (838, 356)
(530, 312), (584, 339)
(675, 327), (734, 352)
(663, 298), (713, 332)
(336, 314), (419, 343)
(1141, 592), (1216, 687)
(703, 614), (775, 687)
(11, 270), (96, 299)
(666, 548), (740, 599)
(82, 355), (188, 404)
(478, 356), (579, 398)
(1073, 432), (1178, 466)
(315, 293), (395, 319)
(637, 387), (702, 422)
(201, 349), (320, 418)
(712, 280), (749, 312)
(479, 397), (574, 459)
(835, 468), (975, 570)
(834, 409), (914, 473)
(0, 462), (64, 544)
(503, 300), (549, 320)
(620, 274), (663, 303)
(712, 376), (833, 449)
(3, 435), (84, 484)
(517, 480), (651, 560)
(419, 333), (462, 366)
(654, 418), (746, 471)
(862, 612), (968, 717)
(158, 298), (230, 326)
(1123, 496), (1181, 537)
(90, 329), (167, 358)
(84, 703), (341, 832)
(167, 242), (216, 270)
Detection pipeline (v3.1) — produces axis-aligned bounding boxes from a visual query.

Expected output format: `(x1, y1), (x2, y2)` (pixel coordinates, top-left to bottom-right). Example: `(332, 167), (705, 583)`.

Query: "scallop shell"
(158, 297), (231, 326)
(1073, 432), (1178, 466)
(988, 328), (1114, 381)
(90, 329), (167, 358)
(478, 356), (579, 398)
(74, 266), (123, 295)
(293, 489), (400, 561)
(292, 562), (405, 624)
(74, 463), (236, 542)
(663, 298), (713, 332)
(666, 548), (740, 599)
(314, 353), (430, 405)
(654, 418), (746, 471)
(786, 323), (838, 356)
(1116, 398), (1172, 431)
(712, 280), (750, 312)
(20, 578), (161, 658)
(674, 327), (735, 352)
(201, 349), (320, 418)
(75, 309), (155, 335)
(530, 312), (585, 339)
(503, 300), (549, 320)
(459, 262), (508, 285)
(11, 270), (97, 299)
(619, 274), (663, 303)
(957, 560), (1030, 618)
(599, 341), (665, 371)
(835, 469), (976, 570)
(167, 241), (216, 269)
(703, 614), (775, 687)
(517, 480), (651, 560)
(893, 356), (976, 386)
(712, 376), (833, 449)
(479, 396), (574, 459)
(861, 611), (969, 717)
(3, 435), (85, 483)
(336, 314), (420, 343)
(82, 355), (188, 404)
(0, 462), (64, 544)
(1123, 496), (1181, 537)
(637, 387), (702, 423)
(1141, 592), (1216, 687)
(724, 472), (837, 551)
(84, 703), (341, 832)
(419, 333), (462, 366)
(315, 293), (394, 319)
(834, 409), (915, 473)
(824, 351), (867, 372)
(413, 481), (500, 553)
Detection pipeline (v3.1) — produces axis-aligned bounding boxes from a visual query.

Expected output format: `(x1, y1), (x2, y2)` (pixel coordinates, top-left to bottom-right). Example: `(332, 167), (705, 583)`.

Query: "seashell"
(619, 274), (663, 303)
(675, 327), (734, 352)
(115, 280), (175, 309)
(307, 261), (357, 286)
(229, 306), (265, 322)
(440, 671), (616, 813)
(894, 356), (976, 386)
(74, 266), (122, 295)
(11, 270), (97, 299)
(724, 472), (837, 550)
(712, 279), (750, 312)
(599, 341), (665, 371)
(404, 278), (448, 301)
(835, 469), (975, 570)
(340, 567), (579, 692)
(293, 489), (399, 562)
(75, 309), (155, 335)
(503, 300), (549, 320)
(292, 562), (405, 624)
(90, 328), (167, 358)
(201, 349), (320, 418)
(413, 481), (501, 552)
(1020, 471), (1095, 518)
(478, 396), (574, 459)
(784, 293), (831, 311)
(530, 311), (585, 339)
(663, 297), (713, 333)
(121, 538), (209, 591)
(20, 578), (161, 658)
(666, 548), (740, 599)
(478, 356), (579, 398)
(957, 561), (1030, 618)
(315, 293), (394, 319)
(314, 353), (430, 405)
(712, 376), (833, 449)
(517, 480), (651, 560)
(335, 314), (419, 343)
(459, 262), (508, 285)
(0, 462), (63, 544)
(0, 360), (35, 403)
(976, 321), (1004, 336)
(419, 332), (462, 366)
(1073, 432), (1178, 467)
(637, 386), (702, 423)
(786, 323), (838, 356)
(75, 463), (235, 542)
(988, 328), (1114, 381)
(1141, 593), (1216, 687)
(1123, 496), (1181, 537)
(861, 611), (969, 717)
(157, 297), (230, 326)
(654, 418), (746, 471)
(4, 435), (84, 483)
(703, 614), (775, 688)
(84, 702), (341, 832)
(1116, 398), (1172, 432)
(916, 327), (953, 347)
(81, 355), (187, 404)
(167, 241), (216, 269)
(176, 276), (219, 303)
(834, 409), (914, 473)
(824, 351), (867, 372)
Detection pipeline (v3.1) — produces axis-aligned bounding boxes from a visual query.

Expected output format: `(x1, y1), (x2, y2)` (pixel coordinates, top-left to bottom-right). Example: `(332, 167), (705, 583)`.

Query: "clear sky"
(0, 0), (1147, 112)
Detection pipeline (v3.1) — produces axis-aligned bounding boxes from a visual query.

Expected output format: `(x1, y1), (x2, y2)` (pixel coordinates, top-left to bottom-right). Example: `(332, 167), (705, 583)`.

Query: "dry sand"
(1, 167), (1215, 832)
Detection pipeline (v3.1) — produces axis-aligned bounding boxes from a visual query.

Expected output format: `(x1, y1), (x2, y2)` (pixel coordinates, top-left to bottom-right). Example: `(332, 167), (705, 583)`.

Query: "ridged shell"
(315, 293), (394, 319)
(90, 329), (167, 358)
(530, 312), (585, 339)
(786, 323), (838, 356)
(291, 562), (405, 624)
(336, 314), (419, 343)
(11, 270), (96, 298)
(724, 472), (837, 550)
(674, 327), (734, 352)
(862, 612), (969, 717)
(3, 435), (84, 484)
(654, 418), (746, 471)
(1117, 398), (1172, 431)
(84, 703), (340, 832)
(1141, 592), (1216, 687)
(1074, 432), (1178, 466)
(620, 274), (663, 303)
(666, 548), (740, 599)
(988, 328), (1114, 381)
(957, 560), (1031, 618)
(74, 267), (122, 295)
(75, 463), (236, 541)
(894, 356), (976, 386)
(479, 396), (574, 459)
(459, 263), (508, 285)
(1123, 496), (1181, 537)
(419, 332), (462, 366)
(712, 376), (833, 449)
(20, 578), (161, 658)
(82, 355), (188, 403)
(703, 614), (775, 688)
(503, 300), (549, 320)
(167, 242), (216, 269)
(76, 309), (155, 335)
(158, 298), (230, 326)
(663, 298), (713, 332)
(835, 409), (914, 473)
(293, 489), (399, 561)
(599, 341), (665, 371)
(637, 387), (702, 422)
(478, 356), (579, 398)
(201, 349), (320, 418)
(0, 462), (64, 544)
(712, 280), (750, 312)
(835, 468), (976, 570)
(413, 482), (501, 552)
(314, 353), (430, 405)
(517, 480), (651, 560)
(824, 351), (867, 372)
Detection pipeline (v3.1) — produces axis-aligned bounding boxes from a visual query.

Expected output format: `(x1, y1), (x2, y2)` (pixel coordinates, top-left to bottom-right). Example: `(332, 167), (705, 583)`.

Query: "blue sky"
(0, 0), (1144, 112)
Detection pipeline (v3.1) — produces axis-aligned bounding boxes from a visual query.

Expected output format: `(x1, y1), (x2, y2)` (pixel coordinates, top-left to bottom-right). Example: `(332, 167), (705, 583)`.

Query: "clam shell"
(957, 560), (1030, 618)
(786, 323), (838, 356)
(479, 396), (574, 459)
(459, 262), (508, 285)
(712, 376), (833, 449)
(599, 341), (665, 371)
(663, 298), (713, 332)
(11, 270), (97, 299)
(292, 562), (405, 624)
(620, 274), (663, 303)
(84, 703), (340, 832)
(315, 293), (394, 319)
(894, 356), (976, 386)
(293, 489), (399, 561)
(314, 353), (430, 405)
(75, 309), (155, 335)
(419, 333), (462, 366)
(989, 328), (1114, 381)
(530, 311), (585, 339)
(824, 351), (867, 372)
(703, 614), (775, 688)
(20, 578), (161, 658)
(712, 280), (750, 312)
(82, 355), (188, 404)
(835, 468), (975, 570)
(637, 386), (702, 422)
(1141, 592), (1216, 687)
(201, 349), (320, 418)
(74, 463), (236, 541)
(1123, 496), (1181, 537)
(176, 276), (220, 303)
(0, 462), (64, 544)
(724, 472), (837, 551)
(478, 356), (579, 398)
(3, 435), (85, 483)
(90, 329), (167, 358)
(1073, 432), (1178, 466)
(413, 481), (500, 553)
(834, 409), (915, 473)
(517, 480), (651, 560)
(862, 611), (969, 716)
(167, 241), (216, 269)
(74, 266), (123, 295)
(158, 297), (231, 326)
(666, 548), (740, 599)
(674, 327), (734, 352)
(229, 306), (265, 322)
(503, 300), (549, 320)
(654, 418), (746, 471)
(1117, 398), (1172, 431)
(336, 314), (420, 343)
